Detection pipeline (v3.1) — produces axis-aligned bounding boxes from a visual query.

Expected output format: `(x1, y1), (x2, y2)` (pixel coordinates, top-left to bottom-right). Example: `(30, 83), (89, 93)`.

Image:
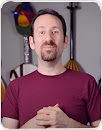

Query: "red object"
(15, 7), (34, 24)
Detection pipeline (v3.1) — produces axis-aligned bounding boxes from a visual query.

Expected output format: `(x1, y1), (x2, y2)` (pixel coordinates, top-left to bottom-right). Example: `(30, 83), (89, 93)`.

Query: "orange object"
(65, 60), (81, 72)
(1, 80), (5, 103)
(66, 3), (81, 72)
(18, 12), (30, 27)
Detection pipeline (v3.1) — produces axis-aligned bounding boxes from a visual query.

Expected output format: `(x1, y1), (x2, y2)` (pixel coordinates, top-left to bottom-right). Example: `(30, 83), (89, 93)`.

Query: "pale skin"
(2, 14), (100, 128)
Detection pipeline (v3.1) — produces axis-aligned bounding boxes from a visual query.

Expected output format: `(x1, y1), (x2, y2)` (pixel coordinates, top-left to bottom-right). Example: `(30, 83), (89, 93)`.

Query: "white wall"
(1, 1), (101, 86)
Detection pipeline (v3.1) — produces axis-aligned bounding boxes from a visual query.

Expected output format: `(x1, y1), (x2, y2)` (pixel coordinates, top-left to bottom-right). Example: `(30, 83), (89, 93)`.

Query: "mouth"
(43, 45), (55, 51)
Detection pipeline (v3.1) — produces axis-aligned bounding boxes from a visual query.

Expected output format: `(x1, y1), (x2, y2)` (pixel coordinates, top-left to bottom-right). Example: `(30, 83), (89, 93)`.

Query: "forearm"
(19, 118), (45, 129)
(66, 118), (94, 128)
(19, 119), (33, 129)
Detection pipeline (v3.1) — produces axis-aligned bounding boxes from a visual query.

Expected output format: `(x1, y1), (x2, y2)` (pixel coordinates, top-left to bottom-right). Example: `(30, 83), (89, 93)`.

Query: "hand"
(35, 104), (70, 128)
(21, 116), (46, 128)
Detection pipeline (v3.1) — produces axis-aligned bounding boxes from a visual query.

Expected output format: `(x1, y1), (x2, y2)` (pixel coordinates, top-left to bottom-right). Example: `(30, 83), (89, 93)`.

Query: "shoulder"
(67, 70), (100, 95)
(66, 69), (95, 83)
(12, 70), (37, 82)
(7, 70), (37, 91)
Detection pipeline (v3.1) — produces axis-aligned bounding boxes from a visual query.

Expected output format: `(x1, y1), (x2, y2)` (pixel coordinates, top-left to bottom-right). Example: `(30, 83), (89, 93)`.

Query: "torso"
(18, 69), (93, 126)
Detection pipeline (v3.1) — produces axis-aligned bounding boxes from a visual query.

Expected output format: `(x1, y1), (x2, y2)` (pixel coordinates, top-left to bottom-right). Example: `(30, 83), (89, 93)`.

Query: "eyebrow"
(51, 26), (60, 30)
(36, 26), (45, 31)
(36, 26), (60, 30)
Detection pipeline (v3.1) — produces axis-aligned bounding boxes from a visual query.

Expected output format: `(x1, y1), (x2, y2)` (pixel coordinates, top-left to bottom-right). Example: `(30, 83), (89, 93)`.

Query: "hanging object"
(11, 2), (34, 35)
(1, 78), (5, 104)
(10, 2), (37, 81)
(23, 35), (31, 63)
(65, 2), (81, 72)
(10, 63), (37, 81)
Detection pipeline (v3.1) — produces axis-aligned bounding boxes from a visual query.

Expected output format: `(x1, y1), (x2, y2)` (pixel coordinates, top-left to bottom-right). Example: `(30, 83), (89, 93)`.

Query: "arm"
(56, 117), (100, 128)
(20, 116), (45, 129)
(91, 120), (101, 127)
(35, 105), (101, 128)
(2, 117), (45, 129)
(2, 117), (19, 129)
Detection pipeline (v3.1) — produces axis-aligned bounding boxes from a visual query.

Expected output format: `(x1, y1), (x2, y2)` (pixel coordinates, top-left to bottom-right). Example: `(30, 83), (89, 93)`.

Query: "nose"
(45, 31), (52, 42)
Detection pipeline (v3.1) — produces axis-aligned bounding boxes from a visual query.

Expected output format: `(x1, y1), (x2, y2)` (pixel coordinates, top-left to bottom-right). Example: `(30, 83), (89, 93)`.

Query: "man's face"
(30, 14), (68, 62)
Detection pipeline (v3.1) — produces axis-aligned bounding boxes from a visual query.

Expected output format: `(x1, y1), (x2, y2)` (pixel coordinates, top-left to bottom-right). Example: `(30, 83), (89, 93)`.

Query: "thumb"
(54, 103), (59, 107)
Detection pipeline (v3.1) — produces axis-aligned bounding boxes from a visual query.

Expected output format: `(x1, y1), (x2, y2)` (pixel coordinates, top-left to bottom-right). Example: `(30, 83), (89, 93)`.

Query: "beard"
(41, 40), (57, 62)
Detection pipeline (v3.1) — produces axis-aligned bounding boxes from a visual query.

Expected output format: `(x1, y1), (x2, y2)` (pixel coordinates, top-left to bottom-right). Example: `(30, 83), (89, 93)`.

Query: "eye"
(39, 31), (45, 34)
(52, 30), (59, 34)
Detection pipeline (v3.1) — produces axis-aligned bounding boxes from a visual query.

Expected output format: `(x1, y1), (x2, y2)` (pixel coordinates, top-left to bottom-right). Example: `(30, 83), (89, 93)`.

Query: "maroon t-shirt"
(1, 69), (101, 127)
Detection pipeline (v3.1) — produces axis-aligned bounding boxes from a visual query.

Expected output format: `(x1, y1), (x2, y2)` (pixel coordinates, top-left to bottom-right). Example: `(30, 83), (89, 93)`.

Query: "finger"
(48, 125), (56, 128)
(48, 106), (61, 112)
(35, 114), (51, 121)
(47, 104), (59, 108)
(47, 104), (59, 111)
(54, 103), (59, 107)
(36, 120), (52, 126)
(37, 107), (55, 115)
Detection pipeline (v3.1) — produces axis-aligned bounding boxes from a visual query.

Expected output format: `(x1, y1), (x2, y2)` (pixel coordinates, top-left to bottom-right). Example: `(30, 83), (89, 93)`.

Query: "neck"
(37, 57), (66, 76)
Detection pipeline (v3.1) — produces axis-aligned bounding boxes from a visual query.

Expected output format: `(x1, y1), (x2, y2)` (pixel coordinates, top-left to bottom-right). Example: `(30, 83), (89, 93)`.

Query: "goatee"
(41, 40), (57, 62)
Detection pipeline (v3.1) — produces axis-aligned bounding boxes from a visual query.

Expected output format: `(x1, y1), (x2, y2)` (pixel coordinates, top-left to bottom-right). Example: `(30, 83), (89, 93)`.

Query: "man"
(2, 9), (101, 128)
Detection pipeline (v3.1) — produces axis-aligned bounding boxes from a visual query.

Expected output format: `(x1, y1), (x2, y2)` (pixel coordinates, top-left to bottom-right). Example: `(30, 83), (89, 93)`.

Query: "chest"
(18, 79), (88, 126)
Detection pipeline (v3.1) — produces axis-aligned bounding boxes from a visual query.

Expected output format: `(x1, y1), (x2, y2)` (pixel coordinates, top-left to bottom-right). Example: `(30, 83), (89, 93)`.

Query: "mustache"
(42, 40), (57, 47)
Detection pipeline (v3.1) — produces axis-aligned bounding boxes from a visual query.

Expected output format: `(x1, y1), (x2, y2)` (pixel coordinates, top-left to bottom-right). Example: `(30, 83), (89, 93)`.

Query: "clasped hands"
(34, 104), (70, 128)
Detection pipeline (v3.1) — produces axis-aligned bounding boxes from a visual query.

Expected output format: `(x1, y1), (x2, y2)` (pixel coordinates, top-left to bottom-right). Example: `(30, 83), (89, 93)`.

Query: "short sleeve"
(87, 79), (101, 122)
(1, 80), (19, 120)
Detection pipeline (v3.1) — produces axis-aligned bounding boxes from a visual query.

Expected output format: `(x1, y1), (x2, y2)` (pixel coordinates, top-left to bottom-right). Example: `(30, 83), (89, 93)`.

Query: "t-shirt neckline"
(35, 68), (69, 79)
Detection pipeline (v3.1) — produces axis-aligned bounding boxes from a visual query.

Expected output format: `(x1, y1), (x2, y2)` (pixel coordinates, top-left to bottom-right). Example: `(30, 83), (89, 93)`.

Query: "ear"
(64, 35), (68, 49)
(29, 36), (35, 50)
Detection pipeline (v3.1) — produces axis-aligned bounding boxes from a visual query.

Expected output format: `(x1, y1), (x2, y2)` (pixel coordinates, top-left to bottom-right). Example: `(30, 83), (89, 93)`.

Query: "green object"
(16, 24), (31, 36)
